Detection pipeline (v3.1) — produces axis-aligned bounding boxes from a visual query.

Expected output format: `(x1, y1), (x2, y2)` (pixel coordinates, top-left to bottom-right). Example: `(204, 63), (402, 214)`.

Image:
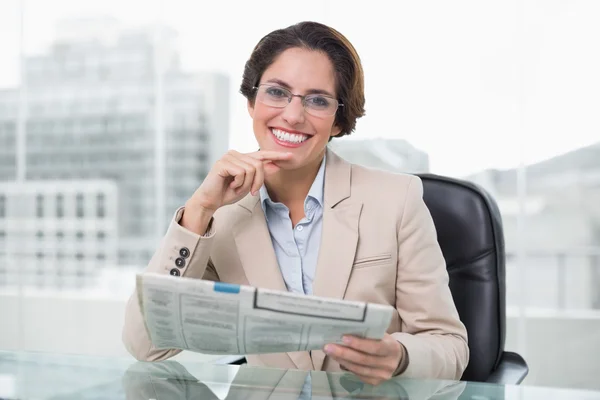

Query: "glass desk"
(1, 351), (599, 399)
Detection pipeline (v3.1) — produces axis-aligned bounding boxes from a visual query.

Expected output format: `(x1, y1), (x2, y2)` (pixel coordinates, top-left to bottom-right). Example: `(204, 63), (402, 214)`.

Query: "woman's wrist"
(181, 202), (216, 235)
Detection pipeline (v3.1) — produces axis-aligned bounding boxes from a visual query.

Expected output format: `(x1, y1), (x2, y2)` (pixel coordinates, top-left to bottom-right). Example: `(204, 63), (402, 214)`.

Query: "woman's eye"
(307, 96), (330, 108)
(266, 87), (288, 98)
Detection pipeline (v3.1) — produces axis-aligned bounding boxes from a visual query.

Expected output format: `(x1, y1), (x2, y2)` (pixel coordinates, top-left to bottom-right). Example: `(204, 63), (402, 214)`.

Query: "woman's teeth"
(271, 128), (309, 144)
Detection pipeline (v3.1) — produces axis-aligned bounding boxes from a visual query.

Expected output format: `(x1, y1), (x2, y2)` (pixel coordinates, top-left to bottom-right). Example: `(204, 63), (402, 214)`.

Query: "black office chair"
(417, 173), (528, 384)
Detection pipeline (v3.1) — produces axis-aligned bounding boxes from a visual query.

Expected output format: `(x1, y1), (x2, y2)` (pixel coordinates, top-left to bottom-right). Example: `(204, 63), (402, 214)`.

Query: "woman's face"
(247, 47), (341, 171)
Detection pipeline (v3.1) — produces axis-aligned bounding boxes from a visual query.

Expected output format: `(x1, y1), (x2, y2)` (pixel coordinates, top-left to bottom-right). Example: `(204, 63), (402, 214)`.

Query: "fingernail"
(343, 336), (352, 344)
(324, 345), (332, 354)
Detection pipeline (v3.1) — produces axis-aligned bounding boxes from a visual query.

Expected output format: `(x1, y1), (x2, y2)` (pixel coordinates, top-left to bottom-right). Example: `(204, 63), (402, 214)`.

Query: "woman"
(123, 21), (468, 385)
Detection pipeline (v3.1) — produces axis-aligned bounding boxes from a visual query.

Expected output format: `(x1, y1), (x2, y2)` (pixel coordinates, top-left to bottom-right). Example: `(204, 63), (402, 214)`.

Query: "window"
(76, 193), (84, 218)
(36, 194), (44, 218)
(96, 193), (105, 218)
(56, 194), (64, 218)
(2, 2), (597, 393)
(0, 195), (5, 218)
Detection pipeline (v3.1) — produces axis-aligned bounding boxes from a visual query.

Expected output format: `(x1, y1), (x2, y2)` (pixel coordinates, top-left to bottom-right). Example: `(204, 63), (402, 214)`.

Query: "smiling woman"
(122, 21), (469, 386)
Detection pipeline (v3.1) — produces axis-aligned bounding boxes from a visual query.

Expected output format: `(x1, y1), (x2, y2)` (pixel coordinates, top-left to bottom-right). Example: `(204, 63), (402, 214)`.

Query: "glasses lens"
(257, 85), (289, 108)
(304, 94), (337, 117)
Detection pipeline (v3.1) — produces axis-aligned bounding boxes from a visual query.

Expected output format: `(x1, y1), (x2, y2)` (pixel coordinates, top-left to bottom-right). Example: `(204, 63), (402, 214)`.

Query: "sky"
(1, 0), (599, 177)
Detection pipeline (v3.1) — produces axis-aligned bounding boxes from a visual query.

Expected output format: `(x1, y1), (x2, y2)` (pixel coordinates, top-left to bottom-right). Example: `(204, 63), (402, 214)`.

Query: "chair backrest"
(417, 173), (506, 382)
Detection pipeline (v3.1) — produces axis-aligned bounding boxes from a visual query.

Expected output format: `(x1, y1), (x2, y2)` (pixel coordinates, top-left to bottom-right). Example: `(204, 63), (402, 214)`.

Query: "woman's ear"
(330, 125), (342, 137)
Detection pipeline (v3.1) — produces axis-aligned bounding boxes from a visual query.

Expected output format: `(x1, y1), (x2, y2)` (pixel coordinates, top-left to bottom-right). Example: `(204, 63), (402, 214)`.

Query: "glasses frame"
(252, 83), (344, 117)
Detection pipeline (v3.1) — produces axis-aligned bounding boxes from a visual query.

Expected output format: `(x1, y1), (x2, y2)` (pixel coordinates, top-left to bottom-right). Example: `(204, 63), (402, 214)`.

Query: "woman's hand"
(324, 333), (405, 386)
(181, 150), (292, 234)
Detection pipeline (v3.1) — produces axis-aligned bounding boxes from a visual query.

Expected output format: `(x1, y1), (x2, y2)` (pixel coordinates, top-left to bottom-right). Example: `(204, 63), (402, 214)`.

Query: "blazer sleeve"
(391, 176), (469, 380)
(122, 207), (220, 361)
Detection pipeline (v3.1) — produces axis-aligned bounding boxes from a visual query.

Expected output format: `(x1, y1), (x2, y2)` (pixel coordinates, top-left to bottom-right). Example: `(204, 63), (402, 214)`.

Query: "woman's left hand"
(324, 333), (405, 386)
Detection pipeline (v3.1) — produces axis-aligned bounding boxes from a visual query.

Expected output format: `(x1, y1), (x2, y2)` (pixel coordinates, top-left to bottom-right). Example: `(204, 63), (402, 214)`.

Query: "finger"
(225, 156), (257, 194)
(249, 150), (293, 161)
(231, 170), (245, 189)
(342, 336), (390, 357)
(325, 344), (379, 368)
(331, 356), (389, 383)
(222, 159), (246, 189)
(354, 375), (385, 387)
(228, 151), (266, 194)
(222, 154), (252, 190)
(216, 159), (245, 186)
(251, 163), (264, 195)
(239, 156), (264, 195)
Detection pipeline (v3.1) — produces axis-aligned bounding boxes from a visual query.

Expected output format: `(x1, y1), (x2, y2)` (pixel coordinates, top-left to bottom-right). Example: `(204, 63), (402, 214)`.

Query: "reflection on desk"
(121, 361), (466, 400)
(1, 351), (600, 400)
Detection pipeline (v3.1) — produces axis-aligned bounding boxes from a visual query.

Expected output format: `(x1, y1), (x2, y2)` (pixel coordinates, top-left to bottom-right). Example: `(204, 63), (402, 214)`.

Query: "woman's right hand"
(181, 150), (293, 234)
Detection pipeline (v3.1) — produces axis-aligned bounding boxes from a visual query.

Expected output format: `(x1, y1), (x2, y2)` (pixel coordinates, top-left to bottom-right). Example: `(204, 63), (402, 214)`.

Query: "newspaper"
(136, 272), (395, 355)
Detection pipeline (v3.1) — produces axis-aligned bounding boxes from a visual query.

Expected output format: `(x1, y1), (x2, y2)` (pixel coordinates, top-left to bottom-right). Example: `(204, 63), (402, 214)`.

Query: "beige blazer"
(122, 149), (469, 380)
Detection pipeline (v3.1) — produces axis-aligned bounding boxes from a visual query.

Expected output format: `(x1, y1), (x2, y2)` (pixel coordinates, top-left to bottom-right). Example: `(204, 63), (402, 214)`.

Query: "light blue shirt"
(259, 155), (325, 295)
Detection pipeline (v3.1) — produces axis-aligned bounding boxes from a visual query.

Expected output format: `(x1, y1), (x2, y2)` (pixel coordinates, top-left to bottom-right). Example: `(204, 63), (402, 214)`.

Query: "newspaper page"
(136, 272), (395, 355)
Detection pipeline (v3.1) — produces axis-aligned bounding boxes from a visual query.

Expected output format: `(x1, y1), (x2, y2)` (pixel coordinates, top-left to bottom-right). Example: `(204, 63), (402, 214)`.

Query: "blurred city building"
(0, 180), (118, 289)
(0, 18), (229, 287)
(468, 142), (600, 309)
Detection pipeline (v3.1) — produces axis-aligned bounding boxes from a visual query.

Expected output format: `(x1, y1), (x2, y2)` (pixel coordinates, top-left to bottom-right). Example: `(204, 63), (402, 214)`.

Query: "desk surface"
(1, 351), (599, 400)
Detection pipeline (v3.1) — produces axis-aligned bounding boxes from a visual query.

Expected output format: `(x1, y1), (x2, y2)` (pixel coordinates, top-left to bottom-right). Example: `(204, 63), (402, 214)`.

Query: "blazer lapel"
(311, 149), (362, 371)
(233, 194), (314, 371)
(233, 195), (288, 292)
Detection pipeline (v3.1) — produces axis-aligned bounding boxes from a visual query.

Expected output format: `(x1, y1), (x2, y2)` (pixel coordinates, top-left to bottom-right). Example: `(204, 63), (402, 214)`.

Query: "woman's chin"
(270, 157), (295, 170)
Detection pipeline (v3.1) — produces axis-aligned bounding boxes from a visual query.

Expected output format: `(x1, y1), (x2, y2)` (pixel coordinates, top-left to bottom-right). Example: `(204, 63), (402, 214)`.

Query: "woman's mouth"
(270, 128), (312, 148)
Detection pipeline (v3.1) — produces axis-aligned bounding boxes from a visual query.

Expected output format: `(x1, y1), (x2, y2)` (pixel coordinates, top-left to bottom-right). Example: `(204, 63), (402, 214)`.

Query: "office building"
(468, 142), (600, 309)
(0, 180), (118, 289)
(0, 18), (229, 273)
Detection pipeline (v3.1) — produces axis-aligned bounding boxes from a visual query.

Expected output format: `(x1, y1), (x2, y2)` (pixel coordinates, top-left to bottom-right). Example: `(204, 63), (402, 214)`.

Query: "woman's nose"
(281, 96), (306, 126)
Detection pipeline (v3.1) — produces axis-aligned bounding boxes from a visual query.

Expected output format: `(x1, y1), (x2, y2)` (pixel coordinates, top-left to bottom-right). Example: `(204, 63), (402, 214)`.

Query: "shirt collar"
(259, 154), (326, 215)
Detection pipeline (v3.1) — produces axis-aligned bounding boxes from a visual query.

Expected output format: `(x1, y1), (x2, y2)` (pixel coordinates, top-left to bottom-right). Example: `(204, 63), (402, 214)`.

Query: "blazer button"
(169, 268), (180, 277)
(175, 257), (186, 268)
(179, 247), (190, 258)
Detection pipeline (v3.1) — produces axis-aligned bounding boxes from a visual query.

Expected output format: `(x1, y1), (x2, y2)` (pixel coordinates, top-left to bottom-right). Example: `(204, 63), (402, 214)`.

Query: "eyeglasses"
(253, 84), (343, 117)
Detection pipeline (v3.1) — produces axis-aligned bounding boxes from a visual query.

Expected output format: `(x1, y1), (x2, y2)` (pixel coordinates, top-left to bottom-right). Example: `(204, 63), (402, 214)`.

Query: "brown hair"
(240, 21), (365, 138)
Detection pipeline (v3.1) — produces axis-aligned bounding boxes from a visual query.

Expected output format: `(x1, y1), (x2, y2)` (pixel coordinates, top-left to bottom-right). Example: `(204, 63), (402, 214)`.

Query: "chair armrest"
(486, 351), (529, 385)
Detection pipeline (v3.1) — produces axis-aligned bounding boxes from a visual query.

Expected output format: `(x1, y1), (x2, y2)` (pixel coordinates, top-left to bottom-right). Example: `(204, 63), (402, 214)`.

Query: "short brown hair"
(240, 21), (365, 138)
